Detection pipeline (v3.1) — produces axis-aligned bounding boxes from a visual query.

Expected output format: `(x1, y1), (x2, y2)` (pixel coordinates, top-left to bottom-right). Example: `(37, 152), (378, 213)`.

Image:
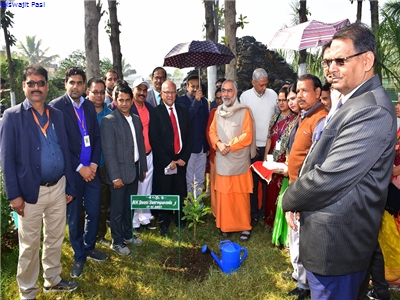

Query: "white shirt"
(125, 115), (139, 163)
(240, 87), (278, 147)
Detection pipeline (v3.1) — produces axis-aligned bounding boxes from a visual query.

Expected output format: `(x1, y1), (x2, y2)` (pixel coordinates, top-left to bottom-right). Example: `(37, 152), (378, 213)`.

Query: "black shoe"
(288, 287), (310, 300)
(251, 218), (259, 227)
(160, 226), (168, 237)
(97, 237), (111, 246)
(86, 248), (108, 262)
(281, 272), (297, 282)
(43, 278), (78, 293)
(145, 223), (157, 230)
(134, 227), (141, 235)
(70, 261), (85, 278)
(366, 289), (391, 300)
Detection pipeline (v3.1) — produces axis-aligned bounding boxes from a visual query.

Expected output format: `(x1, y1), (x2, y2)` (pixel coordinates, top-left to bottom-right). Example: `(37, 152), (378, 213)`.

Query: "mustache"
(31, 90), (42, 94)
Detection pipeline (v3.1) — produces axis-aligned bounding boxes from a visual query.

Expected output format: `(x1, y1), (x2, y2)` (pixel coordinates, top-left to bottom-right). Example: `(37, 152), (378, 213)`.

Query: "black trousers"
(153, 165), (187, 229)
(250, 146), (266, 220)
(357, 242), (390, 299)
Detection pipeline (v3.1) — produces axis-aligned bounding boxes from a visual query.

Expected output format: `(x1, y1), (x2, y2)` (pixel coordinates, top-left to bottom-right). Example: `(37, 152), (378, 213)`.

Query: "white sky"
(1, 0), (387, 78)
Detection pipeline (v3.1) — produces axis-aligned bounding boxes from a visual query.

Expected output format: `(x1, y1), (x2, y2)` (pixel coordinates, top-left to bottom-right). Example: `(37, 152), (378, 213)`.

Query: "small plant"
(182, 188), (212, 247)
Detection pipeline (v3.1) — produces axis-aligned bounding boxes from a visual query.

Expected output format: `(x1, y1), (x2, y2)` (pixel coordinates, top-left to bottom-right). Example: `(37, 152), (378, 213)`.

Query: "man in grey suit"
(282, 23), (397, 299)
(100, 80), (147, 255)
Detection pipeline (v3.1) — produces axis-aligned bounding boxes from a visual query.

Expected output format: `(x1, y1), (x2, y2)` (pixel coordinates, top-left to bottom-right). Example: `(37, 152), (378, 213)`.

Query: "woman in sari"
(264, 86), (297, 230)
(270, 83), (300, 247)
(378, 98), (400, 289)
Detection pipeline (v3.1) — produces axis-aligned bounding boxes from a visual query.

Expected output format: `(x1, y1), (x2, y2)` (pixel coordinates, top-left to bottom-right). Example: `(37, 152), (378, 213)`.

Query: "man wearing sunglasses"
(283, 23), (397, 299)
(0, 65), (78, 298)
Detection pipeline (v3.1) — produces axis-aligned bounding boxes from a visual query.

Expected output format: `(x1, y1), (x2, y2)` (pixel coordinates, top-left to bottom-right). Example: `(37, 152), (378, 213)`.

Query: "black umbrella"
(163, 40), (235, 81)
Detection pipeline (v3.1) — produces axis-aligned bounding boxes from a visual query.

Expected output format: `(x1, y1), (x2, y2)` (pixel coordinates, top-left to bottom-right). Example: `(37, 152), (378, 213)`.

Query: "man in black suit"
(50, 67), (107, 278)
(149, 80), (193, 236)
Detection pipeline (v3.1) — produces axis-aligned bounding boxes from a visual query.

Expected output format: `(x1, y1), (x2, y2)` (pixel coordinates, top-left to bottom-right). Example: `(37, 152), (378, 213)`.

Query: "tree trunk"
(204, 1), (216, 42)
(84, 0), (102, 79)
(356, 0), (363, 23)
(370, 0), (379, 34)
(224, 0), (238, 81)
(205, 0), (218, 100)
(370, 0), (381, 81)
(107, 0), (123, 79)
(1, 5), (16, 106)
(298, 0), (308, 75)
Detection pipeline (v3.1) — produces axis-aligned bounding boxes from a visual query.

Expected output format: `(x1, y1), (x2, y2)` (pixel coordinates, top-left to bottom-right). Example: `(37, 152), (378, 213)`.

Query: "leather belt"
(146, 151), (151, 156)
(40, 179), (59, 187)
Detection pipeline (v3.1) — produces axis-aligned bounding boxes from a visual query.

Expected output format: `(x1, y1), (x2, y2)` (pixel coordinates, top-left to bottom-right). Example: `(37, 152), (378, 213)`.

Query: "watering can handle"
(240, 247), (248, 264)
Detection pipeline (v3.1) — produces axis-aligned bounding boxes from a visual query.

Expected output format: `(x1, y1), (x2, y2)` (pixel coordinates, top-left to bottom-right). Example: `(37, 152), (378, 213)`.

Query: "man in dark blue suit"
(0, 65), (77, 298)
(176, 74), (209, 199)
(50, 67), (107, 278)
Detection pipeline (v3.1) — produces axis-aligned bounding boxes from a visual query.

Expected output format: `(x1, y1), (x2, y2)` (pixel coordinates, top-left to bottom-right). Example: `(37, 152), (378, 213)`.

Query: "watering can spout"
(202, 245), (223, 270)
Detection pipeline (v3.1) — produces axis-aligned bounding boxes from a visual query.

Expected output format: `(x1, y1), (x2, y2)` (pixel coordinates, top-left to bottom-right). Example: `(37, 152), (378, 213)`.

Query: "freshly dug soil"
(161, 246), (216, 281)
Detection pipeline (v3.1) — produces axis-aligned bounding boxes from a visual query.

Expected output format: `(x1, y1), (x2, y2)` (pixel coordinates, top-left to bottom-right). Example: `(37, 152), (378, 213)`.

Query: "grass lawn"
(2, 201), (400, 300)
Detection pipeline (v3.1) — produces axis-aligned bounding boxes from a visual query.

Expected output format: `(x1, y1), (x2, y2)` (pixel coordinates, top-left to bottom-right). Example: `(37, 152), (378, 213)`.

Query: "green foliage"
(237, 14), (248, 30)
(57, 50), (86, 78)
(376, 0), (400, 90)
(182, 189), (212, 246)
(0, 4), (17, 47)
(16, 35), (59, 66)
(0, 57), (28, 105)
(0, 167), (13, 236)
(57, 50), (123, 80)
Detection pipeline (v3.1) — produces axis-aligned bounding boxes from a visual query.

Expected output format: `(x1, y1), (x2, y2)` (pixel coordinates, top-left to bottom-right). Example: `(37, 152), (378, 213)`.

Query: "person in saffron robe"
(209, 79), (256, 241)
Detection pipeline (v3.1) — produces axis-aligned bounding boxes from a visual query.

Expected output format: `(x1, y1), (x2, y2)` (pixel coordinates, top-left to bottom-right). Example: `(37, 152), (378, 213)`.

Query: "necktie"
(156, 94), (161, 105)
(169, 107), (180, 154)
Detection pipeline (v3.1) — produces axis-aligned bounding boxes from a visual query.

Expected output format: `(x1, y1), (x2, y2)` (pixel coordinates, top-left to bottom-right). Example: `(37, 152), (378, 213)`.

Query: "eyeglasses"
(90, 91), (105, 95)
(162, 91), (177, 96)
(26, 80), (46, 88)
(221, 88), (233, 93)
(277, 99), (288, 103)
(321, 51), (367, 68)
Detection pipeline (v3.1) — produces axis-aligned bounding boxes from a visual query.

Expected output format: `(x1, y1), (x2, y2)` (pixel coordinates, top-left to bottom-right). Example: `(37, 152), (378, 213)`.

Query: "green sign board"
(131, 195), (180, 210)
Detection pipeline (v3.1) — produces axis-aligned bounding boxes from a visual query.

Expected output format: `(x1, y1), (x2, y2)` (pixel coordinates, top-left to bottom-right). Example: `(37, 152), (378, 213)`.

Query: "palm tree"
(121, 57), (136, 78)
(376, 0), (400, 90)
(17, 35), (58, 66)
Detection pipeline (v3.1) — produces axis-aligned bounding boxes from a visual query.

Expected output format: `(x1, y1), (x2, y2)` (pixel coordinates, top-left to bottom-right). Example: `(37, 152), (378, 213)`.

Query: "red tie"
(169, 107), (180, 154)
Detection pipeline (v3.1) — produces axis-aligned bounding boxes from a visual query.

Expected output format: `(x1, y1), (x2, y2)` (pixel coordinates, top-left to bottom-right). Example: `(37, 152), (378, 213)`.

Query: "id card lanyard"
(73, 107), (91, 147)
(31, 108), (50, 138)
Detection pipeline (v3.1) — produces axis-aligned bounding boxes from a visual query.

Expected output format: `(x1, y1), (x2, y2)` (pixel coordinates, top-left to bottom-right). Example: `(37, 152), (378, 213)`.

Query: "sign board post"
(130, 195), (181, 267)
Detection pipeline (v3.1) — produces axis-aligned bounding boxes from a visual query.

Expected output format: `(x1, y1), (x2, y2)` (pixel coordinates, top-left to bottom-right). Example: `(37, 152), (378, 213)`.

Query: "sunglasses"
(26, 80), (46, 88)
(321, 51), (367, 68)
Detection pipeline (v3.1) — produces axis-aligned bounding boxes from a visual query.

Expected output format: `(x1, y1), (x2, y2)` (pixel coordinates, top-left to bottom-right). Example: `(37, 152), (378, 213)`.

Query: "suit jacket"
(100, 109), (147, 185)
(176, 93), (210, 153)
(0, 100), (75, 203)
(149, 102), (193, 172)
(49, 94), (101, 170)
(130, 101), (154, 116)
(282, 75), (397, 276)
(145, 89), (158, 108)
